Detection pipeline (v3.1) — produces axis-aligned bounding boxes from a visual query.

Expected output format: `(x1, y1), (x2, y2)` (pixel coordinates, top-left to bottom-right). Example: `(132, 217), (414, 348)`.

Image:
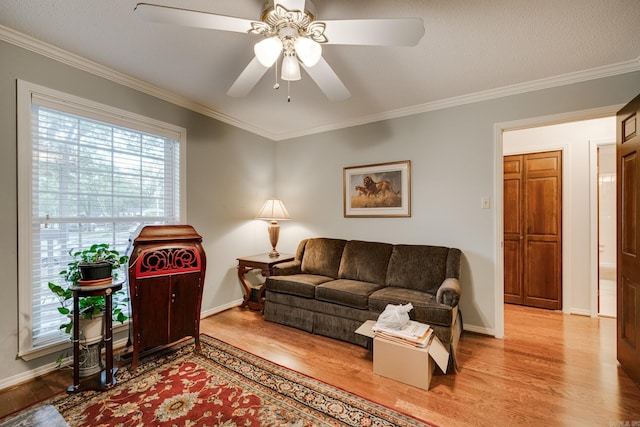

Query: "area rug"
(1, 334), (433, 426)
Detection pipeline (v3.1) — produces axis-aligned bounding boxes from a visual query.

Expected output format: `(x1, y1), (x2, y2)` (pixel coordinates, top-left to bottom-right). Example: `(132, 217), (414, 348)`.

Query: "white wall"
(274, 76), (640, 335)
(503, 117), (616, 315)
(275, 111), (500, 333)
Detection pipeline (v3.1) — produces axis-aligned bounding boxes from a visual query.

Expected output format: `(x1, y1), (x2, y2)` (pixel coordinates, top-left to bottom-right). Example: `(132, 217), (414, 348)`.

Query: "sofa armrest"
(436, 277), (461, 307)
(272, 260), (302, 276)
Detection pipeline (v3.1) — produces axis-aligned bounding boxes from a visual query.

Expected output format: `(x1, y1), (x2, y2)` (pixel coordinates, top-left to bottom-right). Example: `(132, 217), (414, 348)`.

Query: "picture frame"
(343, 160), (411, 217)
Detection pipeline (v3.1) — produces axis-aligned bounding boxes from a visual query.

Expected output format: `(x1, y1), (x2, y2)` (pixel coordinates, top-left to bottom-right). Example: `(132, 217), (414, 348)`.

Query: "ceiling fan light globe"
(294, 37), (322, 67)
(281, 55), (301, 81)
(254, 37), (283, 67)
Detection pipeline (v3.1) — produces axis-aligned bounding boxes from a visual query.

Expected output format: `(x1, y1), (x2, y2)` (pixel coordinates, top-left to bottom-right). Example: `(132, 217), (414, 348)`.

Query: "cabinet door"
(169, 272), (202, 343)
(136, 276), (171, 349)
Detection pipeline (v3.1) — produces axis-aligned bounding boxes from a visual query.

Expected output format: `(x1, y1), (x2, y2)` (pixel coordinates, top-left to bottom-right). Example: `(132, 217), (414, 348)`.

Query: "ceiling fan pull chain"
(287, 81), (291, 102)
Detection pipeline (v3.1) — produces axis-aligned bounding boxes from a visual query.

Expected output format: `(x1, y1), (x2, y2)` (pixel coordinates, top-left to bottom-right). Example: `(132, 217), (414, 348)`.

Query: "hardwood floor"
(1, 304), (639, 426)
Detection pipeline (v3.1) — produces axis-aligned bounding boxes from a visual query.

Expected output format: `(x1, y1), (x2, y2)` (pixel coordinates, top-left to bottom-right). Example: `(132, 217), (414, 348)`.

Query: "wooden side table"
(237, 253), (294, 311)
(67, 280), (123, 393)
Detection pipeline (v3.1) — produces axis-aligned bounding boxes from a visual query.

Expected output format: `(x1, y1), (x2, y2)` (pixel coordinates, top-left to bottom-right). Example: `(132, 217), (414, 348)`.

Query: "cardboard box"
(355, 320), (449, 390)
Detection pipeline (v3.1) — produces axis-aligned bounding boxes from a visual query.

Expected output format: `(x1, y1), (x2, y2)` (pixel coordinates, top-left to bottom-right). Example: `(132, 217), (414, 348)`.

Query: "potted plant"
(63, 243), (129, 285)
(48, 243), (129, 368)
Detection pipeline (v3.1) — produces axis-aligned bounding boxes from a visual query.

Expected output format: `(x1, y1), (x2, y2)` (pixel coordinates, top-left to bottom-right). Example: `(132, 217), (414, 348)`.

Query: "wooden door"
(617, 94), (640, 384)
(504, 151), (562, 310)
(504, 156), (524, 304)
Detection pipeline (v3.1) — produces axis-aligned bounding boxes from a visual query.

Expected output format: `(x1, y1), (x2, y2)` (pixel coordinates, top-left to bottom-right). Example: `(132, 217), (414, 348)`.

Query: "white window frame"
(16, 80), (187, 360)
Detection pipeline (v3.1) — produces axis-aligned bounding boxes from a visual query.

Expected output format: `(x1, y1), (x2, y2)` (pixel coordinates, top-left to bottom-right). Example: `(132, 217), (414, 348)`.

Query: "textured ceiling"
(1, 0), (639, 140)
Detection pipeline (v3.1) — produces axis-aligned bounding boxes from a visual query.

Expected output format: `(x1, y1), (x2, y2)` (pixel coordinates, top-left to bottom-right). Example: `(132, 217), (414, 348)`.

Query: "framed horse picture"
(343, 160), (411, 217)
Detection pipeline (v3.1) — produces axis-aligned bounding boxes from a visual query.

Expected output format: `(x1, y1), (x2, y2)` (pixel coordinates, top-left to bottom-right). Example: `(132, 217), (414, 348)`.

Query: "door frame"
(589, 137), (616, 317)
(493, 105), (623, 338)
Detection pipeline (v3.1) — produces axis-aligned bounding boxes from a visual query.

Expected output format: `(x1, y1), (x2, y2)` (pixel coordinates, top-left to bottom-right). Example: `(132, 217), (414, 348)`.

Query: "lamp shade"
(294, 37), (322, 67)
(254, 37), (283, 67)
(281, 55), (301, 81)
(255, 199), (291, 221)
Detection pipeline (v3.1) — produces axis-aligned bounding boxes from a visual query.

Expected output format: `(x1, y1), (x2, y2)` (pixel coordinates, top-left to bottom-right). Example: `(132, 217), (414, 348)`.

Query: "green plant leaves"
(48, 243), (130, 343)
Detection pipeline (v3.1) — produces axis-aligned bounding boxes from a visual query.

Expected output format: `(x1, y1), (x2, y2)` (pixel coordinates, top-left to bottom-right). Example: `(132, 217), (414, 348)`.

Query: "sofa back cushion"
(301, 238), (347, 278)
(338, 240), (393, 285)
(385, 245), (450, 293)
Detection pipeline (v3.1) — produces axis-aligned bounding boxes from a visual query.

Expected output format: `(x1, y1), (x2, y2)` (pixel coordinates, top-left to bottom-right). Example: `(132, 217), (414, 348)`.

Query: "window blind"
(19, 82), (183, 353)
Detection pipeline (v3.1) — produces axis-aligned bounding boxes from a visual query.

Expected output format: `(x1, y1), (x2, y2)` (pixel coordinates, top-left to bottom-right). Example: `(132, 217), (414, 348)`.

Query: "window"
(17, 81), (186, 359)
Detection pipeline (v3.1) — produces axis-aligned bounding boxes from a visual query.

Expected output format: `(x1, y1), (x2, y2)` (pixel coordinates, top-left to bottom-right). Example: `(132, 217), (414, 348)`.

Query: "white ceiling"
(1, 0), (639, 140)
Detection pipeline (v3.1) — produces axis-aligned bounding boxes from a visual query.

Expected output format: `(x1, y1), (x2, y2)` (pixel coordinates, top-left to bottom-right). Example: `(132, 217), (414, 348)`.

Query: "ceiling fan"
(134, 1), (425, 102)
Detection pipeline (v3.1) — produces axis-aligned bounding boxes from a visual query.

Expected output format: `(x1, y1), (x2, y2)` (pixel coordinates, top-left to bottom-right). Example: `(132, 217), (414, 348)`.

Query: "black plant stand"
(67, 280), (123, 393)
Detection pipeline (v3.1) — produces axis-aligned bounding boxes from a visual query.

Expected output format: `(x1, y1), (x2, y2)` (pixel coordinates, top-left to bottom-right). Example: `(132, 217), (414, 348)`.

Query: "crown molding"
(2, 24), (639, 142)
(0, 25), (276, 140)
(271, 55), (640, 141)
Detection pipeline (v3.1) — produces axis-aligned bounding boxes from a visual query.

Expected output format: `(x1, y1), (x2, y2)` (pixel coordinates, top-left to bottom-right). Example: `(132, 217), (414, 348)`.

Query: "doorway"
(597, 144), (616, 317)
(499, 115), (618, 337)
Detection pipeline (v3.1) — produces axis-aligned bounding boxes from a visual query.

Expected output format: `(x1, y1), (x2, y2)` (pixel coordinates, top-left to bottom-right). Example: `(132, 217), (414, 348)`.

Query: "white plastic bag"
(376, 303), (413, 330)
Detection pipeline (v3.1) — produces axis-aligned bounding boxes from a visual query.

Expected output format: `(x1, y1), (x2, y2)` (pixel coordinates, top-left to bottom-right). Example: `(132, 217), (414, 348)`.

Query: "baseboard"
(463, 323), (496, 337)
(570, 308), (592, 317)
(200, 299), (243, 319)
(1, 300), (245, 392)
(0, 359), (61, 392)
(0, 336), (130, 391)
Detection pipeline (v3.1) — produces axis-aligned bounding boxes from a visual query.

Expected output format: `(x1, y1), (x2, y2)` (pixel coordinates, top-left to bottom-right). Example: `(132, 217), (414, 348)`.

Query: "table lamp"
(255, 199), (291, 257)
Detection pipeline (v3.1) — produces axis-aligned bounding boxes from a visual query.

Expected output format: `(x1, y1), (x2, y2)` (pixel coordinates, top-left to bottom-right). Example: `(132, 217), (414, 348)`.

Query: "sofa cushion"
(266, 290), (378, 323)
(338, 240), (393, 285)
(301, 238), (347, 278)
(265, 274), (333, 298)
(368, 287), (455, 327)
(316, 279), (383, 309)
(385, 245), (449, 293)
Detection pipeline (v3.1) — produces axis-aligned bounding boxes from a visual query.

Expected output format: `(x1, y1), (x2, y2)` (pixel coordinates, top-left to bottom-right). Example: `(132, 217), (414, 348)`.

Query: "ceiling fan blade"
(322, 18), (425, 46)
(134, 3), (255, 33)
(227, 57), (270, 97)
(301, 57), (351, 102)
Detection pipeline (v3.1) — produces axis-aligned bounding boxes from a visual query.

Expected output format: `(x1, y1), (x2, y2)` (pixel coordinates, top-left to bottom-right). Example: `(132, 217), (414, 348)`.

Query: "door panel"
(621, 278), (637, 348)
(621, 152), (637, 256)
(617, 94), (640, 384)
(504, 240), (523, 302)
(504, 179), (522, 235)
(525, 240), (561, 308)
(526, 176), (560, 235)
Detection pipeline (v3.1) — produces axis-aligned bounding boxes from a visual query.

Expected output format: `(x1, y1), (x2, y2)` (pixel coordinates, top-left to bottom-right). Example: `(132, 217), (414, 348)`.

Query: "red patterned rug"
(1, 335), (434, 426)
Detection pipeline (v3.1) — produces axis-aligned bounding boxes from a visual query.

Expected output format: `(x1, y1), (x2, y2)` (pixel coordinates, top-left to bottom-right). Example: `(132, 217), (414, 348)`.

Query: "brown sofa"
(263, 238), (463, 368)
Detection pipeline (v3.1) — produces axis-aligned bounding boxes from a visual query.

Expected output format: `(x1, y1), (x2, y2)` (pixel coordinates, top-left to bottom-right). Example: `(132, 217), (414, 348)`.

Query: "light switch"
(481, 196), (490, 209)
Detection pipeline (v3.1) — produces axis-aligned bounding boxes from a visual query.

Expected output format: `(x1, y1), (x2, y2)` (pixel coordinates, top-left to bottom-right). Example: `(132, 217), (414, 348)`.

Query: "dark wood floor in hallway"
(1, 304), (639, 426)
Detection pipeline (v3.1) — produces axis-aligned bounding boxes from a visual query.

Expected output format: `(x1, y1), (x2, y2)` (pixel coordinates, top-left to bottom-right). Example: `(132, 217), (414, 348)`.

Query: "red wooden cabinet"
(127, 225), (206, 368)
